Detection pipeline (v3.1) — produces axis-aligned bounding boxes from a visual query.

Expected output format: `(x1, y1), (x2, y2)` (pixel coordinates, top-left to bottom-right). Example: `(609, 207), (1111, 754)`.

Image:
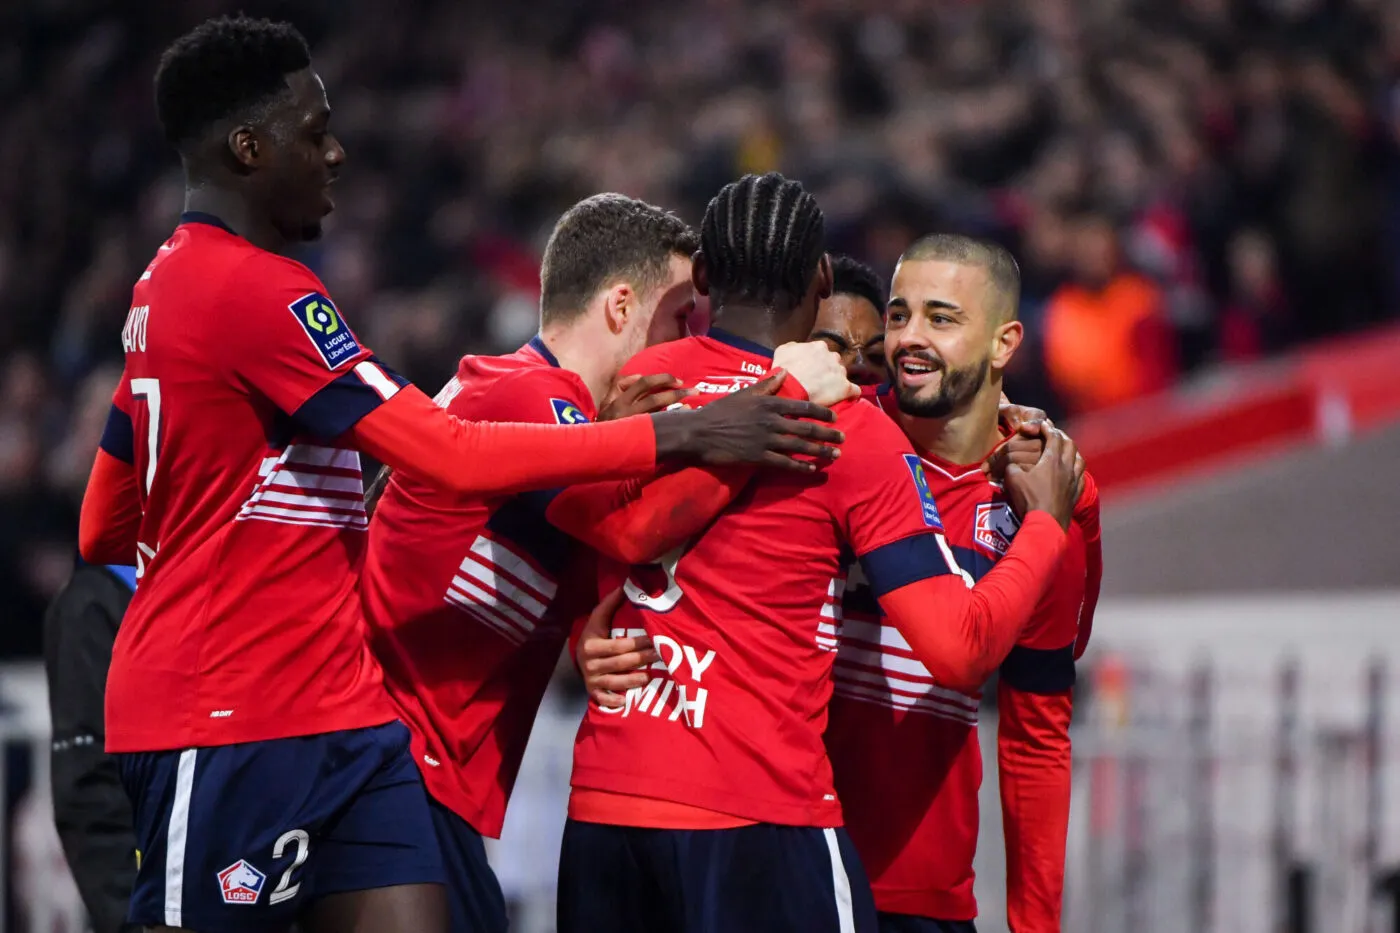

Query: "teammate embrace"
(79, 14), (1099, 933)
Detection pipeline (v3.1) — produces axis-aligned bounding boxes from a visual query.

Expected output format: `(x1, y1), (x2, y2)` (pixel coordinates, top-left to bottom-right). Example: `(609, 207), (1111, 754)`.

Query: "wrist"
(1023, 509), (1070, 536)
(775, 373), (809, 402)
(649, 410), (693, 461)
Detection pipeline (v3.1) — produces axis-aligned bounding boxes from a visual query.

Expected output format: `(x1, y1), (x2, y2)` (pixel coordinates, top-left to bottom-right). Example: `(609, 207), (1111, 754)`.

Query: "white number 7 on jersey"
(129, 377), (161, 495)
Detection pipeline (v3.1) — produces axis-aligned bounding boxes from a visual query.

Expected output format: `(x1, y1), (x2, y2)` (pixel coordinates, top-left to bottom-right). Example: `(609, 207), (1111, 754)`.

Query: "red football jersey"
(363, 338), (597, 838)
(569, 331), (958, 827)
(102, 213), (406, 752)
(826, 388), (1093, 921)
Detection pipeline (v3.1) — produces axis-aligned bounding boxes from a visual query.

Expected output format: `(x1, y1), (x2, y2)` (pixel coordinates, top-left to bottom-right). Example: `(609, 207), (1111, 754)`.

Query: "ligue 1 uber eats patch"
(289, 292), (360, 369)
(902, 454), (944, 530)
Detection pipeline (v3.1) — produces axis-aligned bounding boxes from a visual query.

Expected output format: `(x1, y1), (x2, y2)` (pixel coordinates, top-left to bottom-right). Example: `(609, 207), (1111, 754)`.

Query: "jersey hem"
(872, 886), (978, 922)
(570, 764), (843, 828)
(104, 708), (397, 753)
(421, 777), (503, 839)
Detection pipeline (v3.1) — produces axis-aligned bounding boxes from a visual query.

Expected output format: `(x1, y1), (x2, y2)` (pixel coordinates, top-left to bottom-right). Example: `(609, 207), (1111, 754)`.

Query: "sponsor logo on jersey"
(974, 501), (1020, 557)
(902, 454), (943, 530)
(289, 292), (360, 369)
(597, 628), (715, 728)
(693, 374), (758, 395)
(217, 859), (266, 905)
(550, 398), (590, 424)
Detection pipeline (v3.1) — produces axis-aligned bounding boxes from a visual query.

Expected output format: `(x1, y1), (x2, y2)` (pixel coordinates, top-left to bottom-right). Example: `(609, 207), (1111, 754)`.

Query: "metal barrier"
(1059, 653), (1396, 933)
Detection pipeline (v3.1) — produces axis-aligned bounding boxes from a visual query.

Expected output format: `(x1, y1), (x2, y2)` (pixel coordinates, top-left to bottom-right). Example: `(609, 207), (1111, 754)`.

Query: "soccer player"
(76, 18), (843, 933)
(555, 173), (1081, 933)
(826, 234), (1104, 933)
(363, 192), (852, 933)
(812, 255), (890, 386)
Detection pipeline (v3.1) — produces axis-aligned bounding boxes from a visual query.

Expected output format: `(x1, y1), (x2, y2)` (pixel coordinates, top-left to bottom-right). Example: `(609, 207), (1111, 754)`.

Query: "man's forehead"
(820, 293), (883, 335)
(891, 258), (989, 303)
(283, 68), (329, 114)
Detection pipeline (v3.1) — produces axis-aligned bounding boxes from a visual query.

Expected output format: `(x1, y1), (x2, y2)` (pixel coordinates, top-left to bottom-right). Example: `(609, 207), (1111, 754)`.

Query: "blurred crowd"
(2, 0), (1400, 648)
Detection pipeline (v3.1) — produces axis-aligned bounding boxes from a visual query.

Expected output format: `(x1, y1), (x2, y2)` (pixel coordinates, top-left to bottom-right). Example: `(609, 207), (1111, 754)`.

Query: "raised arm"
(868, 513), (1068, 691)
(845, 426), (1079, 692)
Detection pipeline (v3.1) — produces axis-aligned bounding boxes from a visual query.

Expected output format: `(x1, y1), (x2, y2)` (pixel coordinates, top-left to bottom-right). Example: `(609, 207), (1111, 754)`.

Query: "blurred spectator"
(1220, 228), (1291, 361)
(1042, 213), (1177, 415)
(0, 0), (1398, 637)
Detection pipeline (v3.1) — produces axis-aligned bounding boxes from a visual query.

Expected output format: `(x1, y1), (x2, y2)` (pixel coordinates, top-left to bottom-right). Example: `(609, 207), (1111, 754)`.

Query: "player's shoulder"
(449, 356), (594, 424)
(165, 239), (332, 353)
(229, 247), (326, 299)
(170, 222), (322, 290)
(832, 396), (911, 449)
(620, 336), (708, 378)
(818, 397), (921, 489)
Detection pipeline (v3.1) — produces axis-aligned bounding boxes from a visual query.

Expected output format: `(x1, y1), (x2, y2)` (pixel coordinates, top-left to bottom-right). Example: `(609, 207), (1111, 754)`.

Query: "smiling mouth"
(895, 357), (941, 383)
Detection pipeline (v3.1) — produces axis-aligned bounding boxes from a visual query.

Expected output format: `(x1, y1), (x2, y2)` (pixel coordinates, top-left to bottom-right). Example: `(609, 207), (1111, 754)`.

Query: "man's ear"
(991, 319), (1024, 371)
(816, 253), (833, 300)
(691, 250), (710, 297)
(603, 283), (635, 334)
(228, 125), (261, 171)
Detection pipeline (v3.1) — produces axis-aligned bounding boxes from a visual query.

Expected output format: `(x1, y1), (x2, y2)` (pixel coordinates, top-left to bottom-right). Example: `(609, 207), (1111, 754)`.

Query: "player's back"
(571, 331), (937, 828)
(106, 214), (393, 753)
(827, 386), (1089, 920)
(362, 338), (596, 837)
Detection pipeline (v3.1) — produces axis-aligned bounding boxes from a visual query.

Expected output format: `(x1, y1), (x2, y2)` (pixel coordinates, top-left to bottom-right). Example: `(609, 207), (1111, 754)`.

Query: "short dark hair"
(539, 194), (699, 326)
(155, 15), (311, 150)
(899, 233), (1021, 321)
(699, 173), (825, 310)
(830, 255), (887, 316)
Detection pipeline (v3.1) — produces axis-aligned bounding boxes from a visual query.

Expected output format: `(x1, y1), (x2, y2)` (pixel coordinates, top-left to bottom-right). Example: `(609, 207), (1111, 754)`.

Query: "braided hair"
(699, 173), (825, 310)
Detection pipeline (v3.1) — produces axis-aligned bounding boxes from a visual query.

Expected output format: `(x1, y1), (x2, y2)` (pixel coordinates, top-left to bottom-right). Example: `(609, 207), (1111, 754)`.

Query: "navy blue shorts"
(557, 819), (878, 933)
(119, 721), (443, 932)
(427, 796), (508, 933)
(878, 913), (977, 933)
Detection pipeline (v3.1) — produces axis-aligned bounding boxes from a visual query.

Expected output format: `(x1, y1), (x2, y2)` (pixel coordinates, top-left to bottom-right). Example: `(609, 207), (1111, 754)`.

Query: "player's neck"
(538, 325), (614, 409)
(899, 385), (1004, 469)
(183, 188), (287, 254)
(710, 303), (809, 351)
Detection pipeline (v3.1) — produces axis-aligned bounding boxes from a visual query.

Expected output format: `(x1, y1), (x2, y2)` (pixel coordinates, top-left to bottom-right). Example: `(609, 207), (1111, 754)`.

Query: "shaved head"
(899, 234), (1021, 323)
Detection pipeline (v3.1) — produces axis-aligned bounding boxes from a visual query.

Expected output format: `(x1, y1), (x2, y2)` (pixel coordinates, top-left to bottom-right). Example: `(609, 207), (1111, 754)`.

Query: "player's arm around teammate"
(547, 340), (857, 565)
(868, 427), (1080, 693)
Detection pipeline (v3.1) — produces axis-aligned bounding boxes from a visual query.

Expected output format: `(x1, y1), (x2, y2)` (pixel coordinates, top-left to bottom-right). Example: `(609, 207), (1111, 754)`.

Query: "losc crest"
(974, 501), (1020, 557)
(217, 859), (267, 906)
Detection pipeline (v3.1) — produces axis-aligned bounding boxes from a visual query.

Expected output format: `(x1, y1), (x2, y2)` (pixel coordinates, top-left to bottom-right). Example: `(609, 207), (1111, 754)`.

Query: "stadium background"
(2, 0), (1400, 931)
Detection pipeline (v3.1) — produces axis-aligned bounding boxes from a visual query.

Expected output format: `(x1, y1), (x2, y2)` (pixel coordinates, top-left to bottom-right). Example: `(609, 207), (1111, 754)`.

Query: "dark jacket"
(43, 562), (138, 933)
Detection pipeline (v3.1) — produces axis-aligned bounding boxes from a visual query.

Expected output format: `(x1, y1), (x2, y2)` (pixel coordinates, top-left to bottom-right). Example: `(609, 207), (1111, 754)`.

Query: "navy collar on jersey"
(180, 211), (237, 235)
(707, 327), (774, 359)
(527, 335), (561, 367)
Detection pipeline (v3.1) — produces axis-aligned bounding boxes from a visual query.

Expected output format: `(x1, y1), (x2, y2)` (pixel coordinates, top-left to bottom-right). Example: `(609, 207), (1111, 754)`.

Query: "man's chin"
(894, 385), (955, 419)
